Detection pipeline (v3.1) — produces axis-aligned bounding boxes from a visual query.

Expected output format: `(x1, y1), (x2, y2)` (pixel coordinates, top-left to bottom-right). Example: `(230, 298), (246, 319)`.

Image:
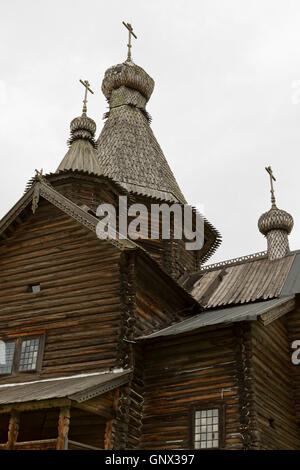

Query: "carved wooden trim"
(0, 187), (34, 237)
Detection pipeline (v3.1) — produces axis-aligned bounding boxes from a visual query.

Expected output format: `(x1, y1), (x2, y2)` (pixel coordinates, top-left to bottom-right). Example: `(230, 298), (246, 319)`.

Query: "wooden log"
(56, 406), (70, 450)
(7, 410), (20, 450)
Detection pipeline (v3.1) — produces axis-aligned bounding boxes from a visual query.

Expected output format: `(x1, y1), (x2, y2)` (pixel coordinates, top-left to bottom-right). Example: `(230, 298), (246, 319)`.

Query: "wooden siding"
(0, 199), (122, 382)
(250, 317), (300, 449)
(286, 298), (300, 438)
(50, 175), (200, 280)
(140, 325), (243, 450)
(135, 255), (196, 338)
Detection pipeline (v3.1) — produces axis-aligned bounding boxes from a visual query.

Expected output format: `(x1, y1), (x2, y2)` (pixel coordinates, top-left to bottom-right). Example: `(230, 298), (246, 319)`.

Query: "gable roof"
(0, 179), (136, 252)
(183, 251), (296, 308)
(0, 370), (131, 405)
(138, 296), (295, 339)
(0, 177), (200, 310)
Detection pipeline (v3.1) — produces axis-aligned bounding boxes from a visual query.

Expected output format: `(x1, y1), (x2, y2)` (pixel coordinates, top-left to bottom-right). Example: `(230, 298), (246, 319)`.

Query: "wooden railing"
(0, 439), (101, 450)
(68, 440), (101, 450)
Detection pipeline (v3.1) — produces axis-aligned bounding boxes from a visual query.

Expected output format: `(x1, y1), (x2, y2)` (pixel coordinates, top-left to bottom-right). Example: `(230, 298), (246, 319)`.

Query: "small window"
(0, 341), (15, 375)
(0, 335), (44, 375)
(194, 408), (220, 449)
(29, 284), (40, 293)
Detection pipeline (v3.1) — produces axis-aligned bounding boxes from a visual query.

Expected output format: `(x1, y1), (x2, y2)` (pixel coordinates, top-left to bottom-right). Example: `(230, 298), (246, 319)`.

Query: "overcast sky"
(0, 0), (299, 264)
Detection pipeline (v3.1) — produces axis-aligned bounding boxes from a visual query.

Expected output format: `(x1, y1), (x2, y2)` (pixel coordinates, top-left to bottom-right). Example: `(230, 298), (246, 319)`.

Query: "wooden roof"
(0, 179), (136, 252)
(184, 252), (296, 308)
(0, 176), (200, 310)
(97, 104), (187, 204)
(0, 370), (130, 405)
(56, 139), (102, 176)
(97, 61), (187, 204)
(138, 296), (296, 339)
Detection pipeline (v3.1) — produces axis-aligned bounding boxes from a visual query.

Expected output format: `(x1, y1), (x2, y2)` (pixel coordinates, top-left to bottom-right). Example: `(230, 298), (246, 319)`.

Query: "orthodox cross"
(79, 79), (94, 115)
(122, 21), (137, 62)
(265, 166), (277, 207)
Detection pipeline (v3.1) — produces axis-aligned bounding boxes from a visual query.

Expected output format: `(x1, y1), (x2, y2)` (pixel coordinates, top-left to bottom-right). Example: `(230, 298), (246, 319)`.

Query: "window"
(0, 336), (44, 375)
(193, 407), (222, 449)
(19, 338), (40, 371)
(29, 284), (40, 293)
(0, 342), (15, 375)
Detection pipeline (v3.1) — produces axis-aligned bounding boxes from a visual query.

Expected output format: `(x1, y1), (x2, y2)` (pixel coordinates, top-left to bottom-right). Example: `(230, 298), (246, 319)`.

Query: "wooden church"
(0, 24), (300, 450)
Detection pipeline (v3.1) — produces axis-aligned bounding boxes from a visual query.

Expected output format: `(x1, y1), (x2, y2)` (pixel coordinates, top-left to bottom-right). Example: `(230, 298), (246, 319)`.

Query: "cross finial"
(265, 166), (277, 208)
(79, 79), (94, 115)
(122, 21), (137, 62)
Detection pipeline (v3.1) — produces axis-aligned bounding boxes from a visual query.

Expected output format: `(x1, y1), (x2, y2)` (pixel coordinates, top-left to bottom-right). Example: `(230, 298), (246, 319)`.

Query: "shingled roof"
(56, 113), (102, 175)
(183, 250), (299, 308)
(96, 61), (187, 204)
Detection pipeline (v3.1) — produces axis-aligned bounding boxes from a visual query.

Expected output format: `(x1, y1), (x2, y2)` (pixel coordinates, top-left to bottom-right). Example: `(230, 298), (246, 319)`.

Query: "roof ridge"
(200, 250), (268, 273)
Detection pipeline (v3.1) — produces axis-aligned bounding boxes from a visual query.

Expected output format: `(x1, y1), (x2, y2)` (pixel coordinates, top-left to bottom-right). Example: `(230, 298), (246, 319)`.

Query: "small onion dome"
(258, 206), (294, 236)
(68, 114), (97, 148)
(102, 62), (155, 102)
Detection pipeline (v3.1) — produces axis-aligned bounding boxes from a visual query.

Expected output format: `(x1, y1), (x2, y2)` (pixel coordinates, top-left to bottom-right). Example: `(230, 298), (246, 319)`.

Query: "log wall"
(286, 299), (300, 443)
(140, 325), (243, 450)
(0, 199), (122, 382)
(250, 317), (300, 449)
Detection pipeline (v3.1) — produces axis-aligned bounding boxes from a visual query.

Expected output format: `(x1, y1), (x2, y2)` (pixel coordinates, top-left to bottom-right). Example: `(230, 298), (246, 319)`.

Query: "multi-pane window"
(194, 408), (220, 449)
(0, 336), (43, 375)
(0, 342), (15, 375)
(19, 338), (40, 371)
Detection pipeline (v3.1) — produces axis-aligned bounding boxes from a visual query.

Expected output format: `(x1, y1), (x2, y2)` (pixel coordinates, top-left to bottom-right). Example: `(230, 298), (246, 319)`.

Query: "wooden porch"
(0, 439), (100, 450)
(0, 389), (121, 450)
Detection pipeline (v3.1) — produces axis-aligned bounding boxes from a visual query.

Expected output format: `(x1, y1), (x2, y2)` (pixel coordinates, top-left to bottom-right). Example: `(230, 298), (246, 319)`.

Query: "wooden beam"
(104, 389), (120, 450)
(104, 420), (113, 450)
(56, 406), (70, 450)
(259, 298), (295, 326)
(7, 410), (20, 450)
(72, 402), (113, 420)
(0, 398), (71, 414)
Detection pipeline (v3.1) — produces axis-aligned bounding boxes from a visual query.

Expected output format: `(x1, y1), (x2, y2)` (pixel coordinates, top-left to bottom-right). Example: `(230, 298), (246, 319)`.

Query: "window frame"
(189, 402), (225, 450)
(0, 334), (45, 377)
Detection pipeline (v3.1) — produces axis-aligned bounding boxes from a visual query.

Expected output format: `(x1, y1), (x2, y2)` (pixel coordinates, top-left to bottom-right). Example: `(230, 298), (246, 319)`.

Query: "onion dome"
(102, 62), (154, 103)
(68, 114), (97, 147)
(258, 206), (294, 236)
(96, 60), (186, 204)
(56, 80), (102, 176)
(258, 167), (293, 260)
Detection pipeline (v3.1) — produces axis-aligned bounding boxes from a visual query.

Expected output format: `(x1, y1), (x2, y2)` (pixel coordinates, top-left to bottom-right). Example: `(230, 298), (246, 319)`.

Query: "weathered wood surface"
(250, 317), (300, 449)
(56, 406), (70, 450)
(7, 410), (20, 450)
(286, 299), (300, 441)
(140, 325), (242, 450)
(135, 255), (196, 338)
(48, 175), (203, 280)
(0, 200), (122, 382)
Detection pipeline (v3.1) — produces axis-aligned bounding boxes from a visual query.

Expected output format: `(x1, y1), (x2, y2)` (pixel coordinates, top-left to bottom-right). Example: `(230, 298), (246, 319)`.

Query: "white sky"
(0, 0), (299, 264)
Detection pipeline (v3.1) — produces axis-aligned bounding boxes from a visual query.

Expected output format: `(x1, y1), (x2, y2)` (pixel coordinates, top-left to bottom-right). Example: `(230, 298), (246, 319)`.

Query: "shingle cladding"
(188, 252), (296, 308)
(97, 104), (187, 204)
(96, 61), (187, 204)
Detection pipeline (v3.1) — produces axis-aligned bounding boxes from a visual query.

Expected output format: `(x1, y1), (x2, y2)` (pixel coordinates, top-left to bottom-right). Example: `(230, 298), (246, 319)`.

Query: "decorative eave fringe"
(103, 103), (152, 124)
(67, 133), (97, 149)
